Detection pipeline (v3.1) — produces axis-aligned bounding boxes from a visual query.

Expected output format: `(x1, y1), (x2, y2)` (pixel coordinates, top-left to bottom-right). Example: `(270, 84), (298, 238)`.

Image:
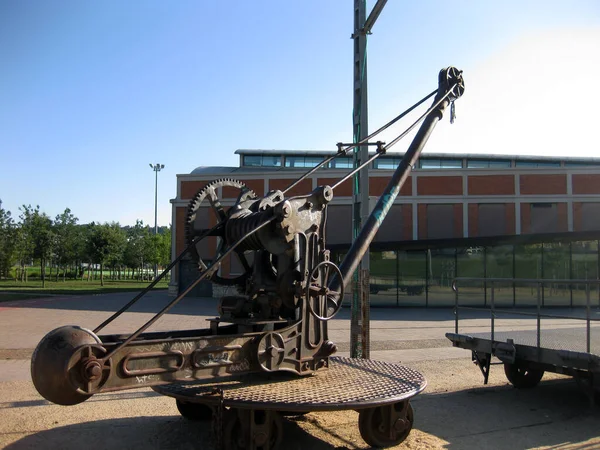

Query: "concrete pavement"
(1, 292), (599, 449)
(0, 291), (594, 382)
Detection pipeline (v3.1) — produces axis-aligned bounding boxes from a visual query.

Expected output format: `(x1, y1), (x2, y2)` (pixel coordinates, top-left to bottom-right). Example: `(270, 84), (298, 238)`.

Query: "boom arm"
(334, 67), (464, 291)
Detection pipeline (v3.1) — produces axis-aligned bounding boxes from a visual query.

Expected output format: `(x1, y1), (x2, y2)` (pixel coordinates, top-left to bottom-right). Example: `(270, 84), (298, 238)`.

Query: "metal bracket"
(472, 351), (492, 385)
(495, 339), (516, 364)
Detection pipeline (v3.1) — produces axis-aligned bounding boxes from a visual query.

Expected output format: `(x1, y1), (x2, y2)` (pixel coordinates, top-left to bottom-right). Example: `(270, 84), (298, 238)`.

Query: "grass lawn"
(0, 278), (168, 301)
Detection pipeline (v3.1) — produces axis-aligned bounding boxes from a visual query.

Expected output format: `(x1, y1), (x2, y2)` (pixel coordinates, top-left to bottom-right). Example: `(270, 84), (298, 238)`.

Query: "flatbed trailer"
(446, 278), (600, 402)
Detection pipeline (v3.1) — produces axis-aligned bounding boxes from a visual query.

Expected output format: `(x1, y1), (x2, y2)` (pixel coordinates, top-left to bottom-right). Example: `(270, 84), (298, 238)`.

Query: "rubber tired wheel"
(504, 363), (544, 388)
(574, 372), (600, 402)
(176, 399), (213, 421)
(358, 402), (414, 448)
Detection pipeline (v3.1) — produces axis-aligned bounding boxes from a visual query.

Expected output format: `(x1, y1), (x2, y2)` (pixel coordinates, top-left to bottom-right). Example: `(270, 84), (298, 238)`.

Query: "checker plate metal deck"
(152, 357), (426, 411)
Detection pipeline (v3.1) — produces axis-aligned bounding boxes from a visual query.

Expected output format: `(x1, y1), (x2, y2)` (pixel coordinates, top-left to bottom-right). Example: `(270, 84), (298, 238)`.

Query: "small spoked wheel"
(504, 363), (544, 388)
(306, 261), (345, 321)
(176, 399), (213, 421)
(358, 401), (414, 448)
(223, 409), (283, 450)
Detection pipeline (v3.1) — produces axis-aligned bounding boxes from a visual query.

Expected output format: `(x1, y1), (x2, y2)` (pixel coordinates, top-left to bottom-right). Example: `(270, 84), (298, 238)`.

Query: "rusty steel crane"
(31, 67), (464, 449)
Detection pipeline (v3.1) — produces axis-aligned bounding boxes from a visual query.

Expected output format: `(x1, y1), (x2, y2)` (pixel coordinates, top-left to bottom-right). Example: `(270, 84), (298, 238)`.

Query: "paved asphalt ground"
(0, 291), (599, 449)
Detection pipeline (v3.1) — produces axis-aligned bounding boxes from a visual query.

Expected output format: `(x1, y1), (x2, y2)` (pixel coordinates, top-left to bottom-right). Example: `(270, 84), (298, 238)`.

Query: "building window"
(243, 155), (282, 167)
(284, 156), (326, 168)
(330, 157), (353, 169)
(374, 157), (401, 169)
(419, 158), (462, 169)
(564, 161), (600, 167)
(467, 159), (511, 168)
(262, 155), (282, 167)
(243, 155), (262, 167)
(516, 161), (560, 168)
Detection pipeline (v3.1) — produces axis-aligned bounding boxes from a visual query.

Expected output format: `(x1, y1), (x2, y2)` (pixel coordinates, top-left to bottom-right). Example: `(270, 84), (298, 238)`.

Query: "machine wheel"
(31, 325), (104, 405)
(186, 178), (257, 287)
(358, 401), (414, 448)
(306, 260), (345, 321)
(176, 399), (213, 421)
(223, 409), (283, 450)
(504, 363), (544, 388)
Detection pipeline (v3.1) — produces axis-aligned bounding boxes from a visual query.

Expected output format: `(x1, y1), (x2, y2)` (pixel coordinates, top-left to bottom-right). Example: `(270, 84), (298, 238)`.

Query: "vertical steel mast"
(351, 0), (388, 358)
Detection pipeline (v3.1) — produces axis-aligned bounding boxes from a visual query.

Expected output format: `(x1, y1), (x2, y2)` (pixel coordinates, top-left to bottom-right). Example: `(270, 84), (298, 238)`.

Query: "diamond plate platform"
(152, 356), (426, 411)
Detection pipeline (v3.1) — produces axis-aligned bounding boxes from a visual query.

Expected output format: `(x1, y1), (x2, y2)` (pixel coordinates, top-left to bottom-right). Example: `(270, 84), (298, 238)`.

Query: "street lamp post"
(149, 163), (165, 278)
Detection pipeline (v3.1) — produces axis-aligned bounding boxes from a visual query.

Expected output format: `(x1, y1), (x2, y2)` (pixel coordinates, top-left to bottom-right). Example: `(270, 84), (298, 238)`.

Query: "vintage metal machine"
(31, 67), (464, 449)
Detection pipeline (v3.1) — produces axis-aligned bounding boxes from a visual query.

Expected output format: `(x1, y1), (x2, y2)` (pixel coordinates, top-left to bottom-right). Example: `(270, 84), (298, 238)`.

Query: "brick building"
(169, 150), (600, 306)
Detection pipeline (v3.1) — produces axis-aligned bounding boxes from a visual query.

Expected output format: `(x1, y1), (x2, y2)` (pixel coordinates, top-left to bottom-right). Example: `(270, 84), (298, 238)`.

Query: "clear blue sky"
(1, 1), (599, 227)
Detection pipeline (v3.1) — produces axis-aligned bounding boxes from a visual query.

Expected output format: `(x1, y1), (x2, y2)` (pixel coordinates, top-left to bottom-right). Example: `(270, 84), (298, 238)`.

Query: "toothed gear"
(185, 178), (257, 286)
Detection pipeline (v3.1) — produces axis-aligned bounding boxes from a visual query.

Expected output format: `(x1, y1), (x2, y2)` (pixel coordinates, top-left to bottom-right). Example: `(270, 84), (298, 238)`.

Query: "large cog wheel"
(185, 179), (257, 286)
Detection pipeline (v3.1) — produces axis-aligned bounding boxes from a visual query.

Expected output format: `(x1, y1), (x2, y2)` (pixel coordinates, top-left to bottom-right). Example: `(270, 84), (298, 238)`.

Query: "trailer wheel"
(504, 363), (544, 388)
(176, 399), (213, 421)
(574, 372), (600, 403)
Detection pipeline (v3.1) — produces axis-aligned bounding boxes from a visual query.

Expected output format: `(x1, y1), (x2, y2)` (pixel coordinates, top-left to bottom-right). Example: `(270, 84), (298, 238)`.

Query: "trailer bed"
(447, 323), (600, 404)
(449, 326), (600, 353)
(447, 277), (600, 401)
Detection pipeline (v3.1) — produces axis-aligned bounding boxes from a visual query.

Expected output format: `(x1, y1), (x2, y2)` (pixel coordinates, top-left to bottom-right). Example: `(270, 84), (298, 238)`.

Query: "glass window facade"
(243, 155), (262, 167)
(564, 161), (600, 167)
(284, 156), (326, 168)
(419, 158), (463, 169)
(330, 157), (353, 169)
(336, 236), (600, 308)
(515, 160), (561, 168)
(467, 159), (511, 168)
(243, 155), (282, 167)
(374, 157), (402, 169)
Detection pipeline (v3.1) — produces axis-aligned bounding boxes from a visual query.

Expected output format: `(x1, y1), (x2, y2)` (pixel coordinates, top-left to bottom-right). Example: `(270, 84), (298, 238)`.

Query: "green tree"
(53, 208), (79, 281)
(14, 222), (31, 281)
(123, 220), (148, 280)
(71, 224), (89, 279)
(20, 205), (54, 287)
(87, 222), (125, 286)
(107, 223), (126, 279)
(144, 232), (161, 277)
(158, 226), (172, 268)
(0, 208), (17, 278)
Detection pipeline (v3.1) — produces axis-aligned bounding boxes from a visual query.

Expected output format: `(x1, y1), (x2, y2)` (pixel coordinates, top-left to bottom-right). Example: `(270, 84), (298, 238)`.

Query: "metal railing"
(451, 277), (600, 354)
